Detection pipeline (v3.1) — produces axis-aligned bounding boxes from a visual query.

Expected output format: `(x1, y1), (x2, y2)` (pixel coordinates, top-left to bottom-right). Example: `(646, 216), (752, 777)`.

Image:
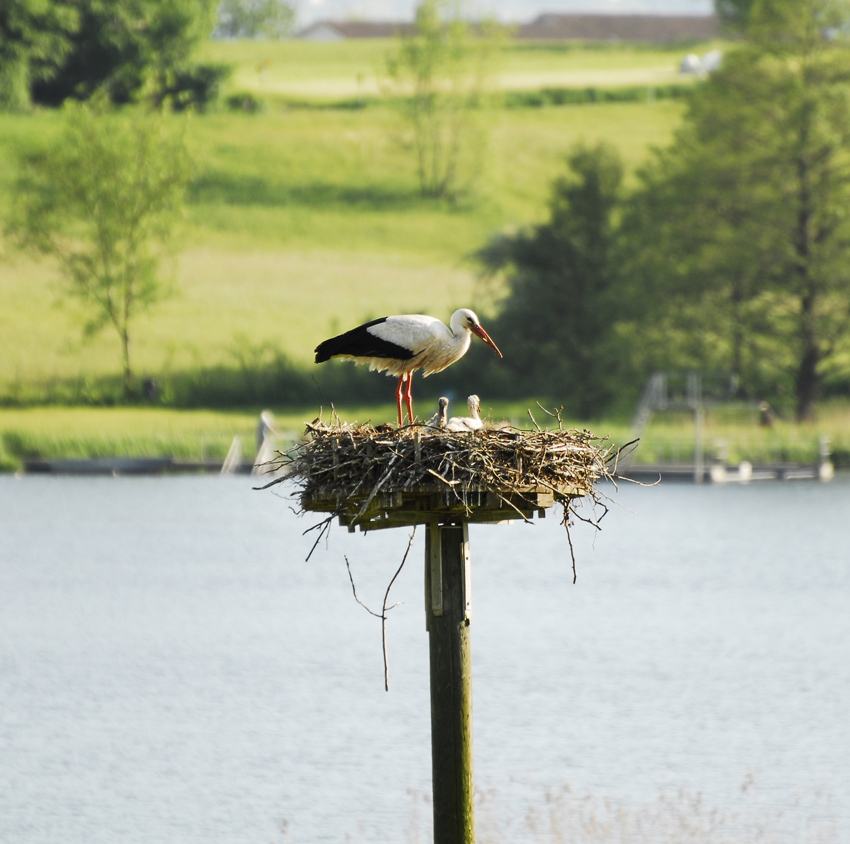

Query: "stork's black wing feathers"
(314, 317), (417, 363)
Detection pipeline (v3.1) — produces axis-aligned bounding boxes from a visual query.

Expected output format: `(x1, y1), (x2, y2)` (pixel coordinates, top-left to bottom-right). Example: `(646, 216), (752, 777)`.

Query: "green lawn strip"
(0, 408), (260, 468)
(197, 37), (724, 101)
(2, 403), (847, 471)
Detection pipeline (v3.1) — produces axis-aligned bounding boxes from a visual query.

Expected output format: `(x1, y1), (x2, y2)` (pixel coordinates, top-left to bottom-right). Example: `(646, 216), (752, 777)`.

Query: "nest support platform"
(304, 483), (563, 531)
(264, 419), (613, 532)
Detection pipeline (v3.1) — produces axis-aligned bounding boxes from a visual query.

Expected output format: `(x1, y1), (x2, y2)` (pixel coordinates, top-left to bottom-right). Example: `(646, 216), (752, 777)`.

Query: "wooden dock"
(617, 461), (835, 484)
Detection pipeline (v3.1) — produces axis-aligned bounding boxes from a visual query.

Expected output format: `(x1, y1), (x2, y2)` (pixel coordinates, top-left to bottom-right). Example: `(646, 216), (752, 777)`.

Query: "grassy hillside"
(1, 40), (689, 391)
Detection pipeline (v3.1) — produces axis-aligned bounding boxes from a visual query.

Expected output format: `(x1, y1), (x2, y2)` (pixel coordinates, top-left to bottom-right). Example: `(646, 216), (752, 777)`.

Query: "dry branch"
(345, 527), (417, 691)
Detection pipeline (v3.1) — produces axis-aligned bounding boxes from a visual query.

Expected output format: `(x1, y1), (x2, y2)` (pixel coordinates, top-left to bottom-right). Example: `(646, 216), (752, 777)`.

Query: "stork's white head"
(450, 309), (503, 358)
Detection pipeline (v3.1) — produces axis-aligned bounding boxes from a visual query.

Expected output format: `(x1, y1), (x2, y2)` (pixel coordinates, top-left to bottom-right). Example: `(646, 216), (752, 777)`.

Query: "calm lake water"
(1, 474), (848, 843)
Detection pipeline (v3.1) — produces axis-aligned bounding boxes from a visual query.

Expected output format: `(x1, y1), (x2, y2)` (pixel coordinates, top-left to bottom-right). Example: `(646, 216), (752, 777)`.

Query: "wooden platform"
(302, 482), (580, 531)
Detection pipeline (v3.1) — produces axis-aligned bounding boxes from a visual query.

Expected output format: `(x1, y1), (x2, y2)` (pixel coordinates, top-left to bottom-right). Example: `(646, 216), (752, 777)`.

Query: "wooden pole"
(425, 522), (475, 844)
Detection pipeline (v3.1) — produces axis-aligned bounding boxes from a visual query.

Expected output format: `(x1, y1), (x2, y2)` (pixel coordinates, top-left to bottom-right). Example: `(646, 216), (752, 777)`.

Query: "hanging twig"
(563, 503), (578, 584)
(344, 556), (386, 618)
(570, 500), (610, 531)
(343, 527), (418, 691)
(381, 526), (418, 691)
(303, 515), (334, 562)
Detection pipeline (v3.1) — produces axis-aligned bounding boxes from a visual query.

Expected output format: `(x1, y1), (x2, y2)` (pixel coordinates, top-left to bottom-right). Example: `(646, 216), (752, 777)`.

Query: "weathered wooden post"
(426, 522), (474, 842)
(262, 420), (610, 844)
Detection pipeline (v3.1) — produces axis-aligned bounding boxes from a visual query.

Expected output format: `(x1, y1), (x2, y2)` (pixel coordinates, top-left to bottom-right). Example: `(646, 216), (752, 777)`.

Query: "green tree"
(214, 0), (296, 39)
(31, 0), (217, 106)
(0, 0), (78, 110)
(6, 101), (191, 393)
(476, 142), (625, 417)
(625, 0), (850, 420)
(385, 0), (504, 200)
(715, 0), (757, 32)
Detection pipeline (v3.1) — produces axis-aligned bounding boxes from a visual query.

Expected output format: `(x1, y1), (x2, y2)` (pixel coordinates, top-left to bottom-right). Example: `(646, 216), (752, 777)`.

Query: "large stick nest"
(259, 413), (622, 530)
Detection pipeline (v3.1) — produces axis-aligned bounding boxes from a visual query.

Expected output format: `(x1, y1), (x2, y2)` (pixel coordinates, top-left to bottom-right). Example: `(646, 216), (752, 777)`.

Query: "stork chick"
(447, 395), (484, 432)
(428, 396), (450, 429)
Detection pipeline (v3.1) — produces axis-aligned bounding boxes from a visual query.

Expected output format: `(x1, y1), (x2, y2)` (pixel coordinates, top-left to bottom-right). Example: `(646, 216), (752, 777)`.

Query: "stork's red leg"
(395, 375), (405, 427)
(403, 373), (414, 423)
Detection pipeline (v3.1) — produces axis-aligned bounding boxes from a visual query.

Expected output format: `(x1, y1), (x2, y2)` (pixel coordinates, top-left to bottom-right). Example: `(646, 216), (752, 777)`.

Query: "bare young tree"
(385, 0), (505, 200)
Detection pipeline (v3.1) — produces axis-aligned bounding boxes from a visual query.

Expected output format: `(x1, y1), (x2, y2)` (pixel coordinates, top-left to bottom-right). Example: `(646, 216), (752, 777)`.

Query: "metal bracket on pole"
(425, 522), (470, 625)
(461, 522), (471, 623)
(430, 521), (444, 616)
(426, 521), (443, 624)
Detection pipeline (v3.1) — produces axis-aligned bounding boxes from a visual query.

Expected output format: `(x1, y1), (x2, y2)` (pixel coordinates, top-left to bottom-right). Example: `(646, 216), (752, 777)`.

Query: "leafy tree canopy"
(628, 0), (850, 420)
(714, 0), (757, 32)
(0, 0), (79, 109)
(476, 143), (625, 417)
(214, 0), (296, 39)
(716, 0), (849, 36)
(7, 0), (218, 107)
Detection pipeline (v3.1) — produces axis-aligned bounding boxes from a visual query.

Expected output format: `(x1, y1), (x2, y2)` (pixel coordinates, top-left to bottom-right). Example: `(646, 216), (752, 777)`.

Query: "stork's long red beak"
(472, 324), (503, 358)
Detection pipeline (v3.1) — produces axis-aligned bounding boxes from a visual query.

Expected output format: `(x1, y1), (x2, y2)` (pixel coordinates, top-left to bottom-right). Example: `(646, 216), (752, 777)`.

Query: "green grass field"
(1, 89), (685, 386)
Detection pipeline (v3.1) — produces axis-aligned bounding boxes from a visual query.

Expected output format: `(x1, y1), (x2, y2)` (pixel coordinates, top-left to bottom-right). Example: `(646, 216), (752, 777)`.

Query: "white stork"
(314, 309), (502, 426)
(447, 395), (484, 432)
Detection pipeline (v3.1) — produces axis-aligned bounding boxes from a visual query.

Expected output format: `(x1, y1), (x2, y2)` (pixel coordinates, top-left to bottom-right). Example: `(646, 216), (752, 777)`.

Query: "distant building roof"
(296, 20), (416, 41)
(517, 13), (719, 42)
(296, 14), (719, 43)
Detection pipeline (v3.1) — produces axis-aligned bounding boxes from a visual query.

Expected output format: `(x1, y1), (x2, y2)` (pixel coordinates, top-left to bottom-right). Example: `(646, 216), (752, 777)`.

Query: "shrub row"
(501, 83), (693, 108)
(221, 83), (695, 114)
